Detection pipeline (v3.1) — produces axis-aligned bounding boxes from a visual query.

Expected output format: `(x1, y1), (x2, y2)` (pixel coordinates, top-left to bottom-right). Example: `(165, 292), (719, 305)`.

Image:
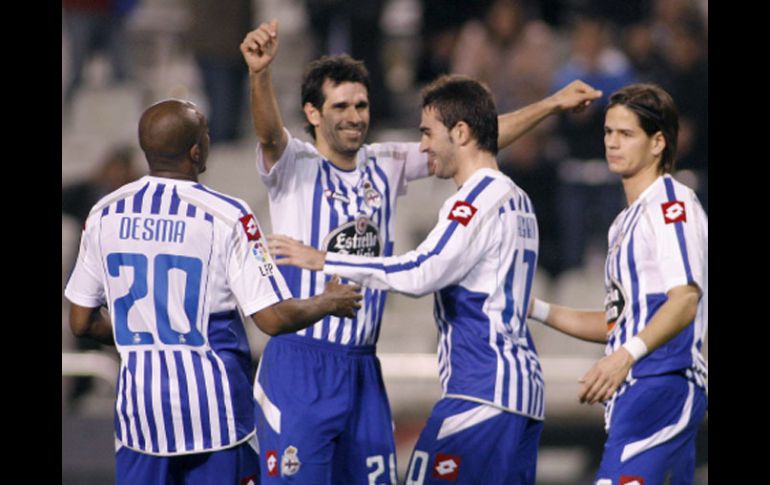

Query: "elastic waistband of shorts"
(273, 333), (376, 355)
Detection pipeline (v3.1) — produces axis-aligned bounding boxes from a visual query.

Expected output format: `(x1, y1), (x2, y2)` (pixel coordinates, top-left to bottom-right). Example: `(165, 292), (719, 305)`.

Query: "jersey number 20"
(107, 252), (204, 347)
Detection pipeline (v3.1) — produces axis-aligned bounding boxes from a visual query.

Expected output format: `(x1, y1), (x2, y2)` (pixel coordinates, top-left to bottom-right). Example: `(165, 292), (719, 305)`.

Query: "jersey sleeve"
(226, 210), (293, 316)
(324, 195), (495, 297)
(64, 212), (106, 308)
(255, 127), (302, 200)
(649, 191), (707, 294)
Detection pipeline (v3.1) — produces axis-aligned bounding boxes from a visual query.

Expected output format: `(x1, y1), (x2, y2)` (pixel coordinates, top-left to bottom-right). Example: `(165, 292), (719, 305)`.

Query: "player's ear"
(453, 121), (472, 146)
(651, 131), (665, 157)
(190, 143), (201, 163)
(304, 102), (321, 129)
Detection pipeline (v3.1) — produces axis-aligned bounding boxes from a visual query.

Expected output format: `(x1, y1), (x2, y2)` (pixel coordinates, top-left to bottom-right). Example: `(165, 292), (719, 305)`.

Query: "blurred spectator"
(62, 144), (139, 411)
(303, 0), (392, 121)
(187, 0), (252, 144)
(550, 12), (636, 274)
(62, 0), (138, 108)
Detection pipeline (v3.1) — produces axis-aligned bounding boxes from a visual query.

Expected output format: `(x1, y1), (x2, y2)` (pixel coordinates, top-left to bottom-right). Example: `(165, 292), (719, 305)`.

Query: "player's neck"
(454, 152), (498, 187)
(622, 166), (660, 205)
(317, 146), (357, 171)
(150, 170), (199, 182)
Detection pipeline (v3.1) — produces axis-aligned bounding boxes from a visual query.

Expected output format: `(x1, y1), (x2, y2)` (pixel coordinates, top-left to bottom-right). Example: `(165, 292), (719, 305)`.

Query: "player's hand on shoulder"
(241, 19), (280, 73)
(323, 275), (363, 318)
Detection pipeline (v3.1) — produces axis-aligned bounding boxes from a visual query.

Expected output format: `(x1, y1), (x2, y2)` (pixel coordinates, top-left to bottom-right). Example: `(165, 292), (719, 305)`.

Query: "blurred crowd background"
(62, 0), (707, 483)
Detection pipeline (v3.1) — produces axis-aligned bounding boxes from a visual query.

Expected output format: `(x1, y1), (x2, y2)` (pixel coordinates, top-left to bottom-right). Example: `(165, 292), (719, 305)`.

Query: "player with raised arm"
(241, 19), (601, 484)
(64, 99), (361, 485)
(269, 76), (592, 484)
(528, 84), (708, 483)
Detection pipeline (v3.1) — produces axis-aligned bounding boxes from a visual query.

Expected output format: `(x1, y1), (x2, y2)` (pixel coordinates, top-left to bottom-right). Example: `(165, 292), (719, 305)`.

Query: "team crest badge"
(432, 453), (461, 481)
(363, 180), (382, 209)
(661, 200), (686, 224)
(281, 445), (301, 476)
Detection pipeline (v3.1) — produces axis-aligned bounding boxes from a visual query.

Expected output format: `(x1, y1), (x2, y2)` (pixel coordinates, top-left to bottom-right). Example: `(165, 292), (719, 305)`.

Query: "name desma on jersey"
(240, 214), (275, 278)
(322, 215), (382, 257)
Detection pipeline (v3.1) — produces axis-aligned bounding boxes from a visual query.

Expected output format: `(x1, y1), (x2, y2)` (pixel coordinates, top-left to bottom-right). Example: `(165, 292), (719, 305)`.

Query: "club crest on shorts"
(620, 476), (644, 485)
(281, 445), (301, 476)
(432, 452), (461, 481)
(240, 474), (258, 485)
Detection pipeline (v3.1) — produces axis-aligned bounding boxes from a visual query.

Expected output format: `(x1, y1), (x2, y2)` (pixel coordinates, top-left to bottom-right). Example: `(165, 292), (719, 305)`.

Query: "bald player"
(64, 99), (362, 485)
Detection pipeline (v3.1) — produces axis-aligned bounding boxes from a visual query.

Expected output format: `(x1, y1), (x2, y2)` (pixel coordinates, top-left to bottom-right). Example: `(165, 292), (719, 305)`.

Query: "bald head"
(138, 100), (209, 175)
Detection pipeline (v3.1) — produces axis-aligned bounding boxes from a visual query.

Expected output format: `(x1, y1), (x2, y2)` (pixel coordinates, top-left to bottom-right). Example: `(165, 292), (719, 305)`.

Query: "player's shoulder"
(178, 183), (254, 226)
(285, 128), (323, 163)
(86, 178), (148, 220)
(364, 140), (418, 163)
(644, 174), (698, 205)
(461, 169), (522, 207)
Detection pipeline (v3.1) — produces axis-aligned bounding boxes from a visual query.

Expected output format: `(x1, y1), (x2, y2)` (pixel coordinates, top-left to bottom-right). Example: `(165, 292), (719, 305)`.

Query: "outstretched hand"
(550, 80), (603, 114)
(322, 275), (363, 318)
(241, 19), (280, 74)
(577, 348), (634, 405)
(268, 234), (326, 271)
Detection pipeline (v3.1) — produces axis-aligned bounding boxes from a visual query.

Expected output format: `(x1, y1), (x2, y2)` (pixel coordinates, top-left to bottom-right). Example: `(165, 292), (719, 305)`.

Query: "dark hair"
(420, 75), (499, 155)
(300, 55), (370, 138)
(607, 83), (679, 173)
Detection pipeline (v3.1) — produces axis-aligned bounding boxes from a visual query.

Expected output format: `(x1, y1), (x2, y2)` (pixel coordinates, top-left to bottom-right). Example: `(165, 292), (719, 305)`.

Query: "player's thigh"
(596, 376), (707, 484)
(404, 399), (543, 485)
(332, 356), (397, 485)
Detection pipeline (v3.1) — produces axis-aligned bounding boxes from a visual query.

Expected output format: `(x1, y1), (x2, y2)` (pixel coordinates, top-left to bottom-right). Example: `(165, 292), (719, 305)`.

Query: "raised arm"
(497, 80), (602, 149)
(240, 20), (288, 171)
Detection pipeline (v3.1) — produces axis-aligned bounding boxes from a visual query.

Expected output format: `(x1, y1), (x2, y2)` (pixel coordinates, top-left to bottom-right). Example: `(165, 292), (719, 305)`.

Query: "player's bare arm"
(267, 234), (326, 271)
(528, 297), (607, 343)
(69, 304), (115, 346)
(241, 19), (288, 170)
(577, 283), (700, 405)
(497, 80), (602, 149)
(250, 275), (361, 335)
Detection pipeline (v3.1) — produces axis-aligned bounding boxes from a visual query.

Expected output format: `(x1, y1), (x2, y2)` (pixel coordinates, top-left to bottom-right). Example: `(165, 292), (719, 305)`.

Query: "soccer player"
(63, 99), (362, 485)
(240, 20), (601, 484)
(527, 84), (708, 483)
(269, 75), (554, 484)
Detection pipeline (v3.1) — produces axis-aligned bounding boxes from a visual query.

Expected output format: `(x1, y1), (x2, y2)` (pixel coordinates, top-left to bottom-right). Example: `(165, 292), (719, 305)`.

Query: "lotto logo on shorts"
(239, 214), (261, 241)
(620, 476), (645, 485)
(448, 201), (478, 226)
(266, 450), (278, 477)
(240, 474), (258, 485)
(661, 201), (686, 224)
(432, 453), (461, 481)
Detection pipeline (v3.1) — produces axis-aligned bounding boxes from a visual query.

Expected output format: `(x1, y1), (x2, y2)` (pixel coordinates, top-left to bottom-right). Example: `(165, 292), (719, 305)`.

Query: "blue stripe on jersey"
(207, 350), (231, 446)
(127, 352), (145, 450)
(151, 184), (165, 214)
(193, 184), (248, 215)
(102, 207), (109, 216)
(502, 254), (517, 334)
(509, 198), (516, 211)
(191, 354), (212, 449)
(169, 187), (181, 215)
(513, 345), (524, 412)
(119, 364), (132, 446)
(497, 333), (510, 408)
(143, 350), (160, 453)
(173, 351), (194, 451)
(522, 349), (535, 415)
(663, 178), (694, 283)
(187, 204), (197, 218)
(116, 199), (125, 213)
(627, 233), (641, 338)
(321, 162), (340, 231)
(268, 275), (285, 302)
(133, 182), (150, 213)
(337, 182), (355, 222)
(205, 212), (213, 223)
(310, 170), (324, 297)
(159, 351), (176, 452)
(522, 195), (531, 213)
(371, 161), (392, 247)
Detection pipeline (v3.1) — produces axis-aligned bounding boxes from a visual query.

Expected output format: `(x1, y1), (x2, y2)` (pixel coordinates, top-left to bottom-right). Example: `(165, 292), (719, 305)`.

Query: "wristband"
(622, 336), (648, 361)
(530, 299), (551, 323)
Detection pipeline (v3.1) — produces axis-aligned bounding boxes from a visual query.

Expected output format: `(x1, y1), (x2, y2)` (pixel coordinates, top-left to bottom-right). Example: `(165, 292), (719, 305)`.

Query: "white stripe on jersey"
(200, 354), (222, 447)
(134, 351), (152, 453)
(436, 404), (502, 440)
(163, 350), (187, 452)
(150, 350), (168, 453)
(181, 351), (203, 449)
(115, 364), (129, 446)
(210, 350), (238, 446)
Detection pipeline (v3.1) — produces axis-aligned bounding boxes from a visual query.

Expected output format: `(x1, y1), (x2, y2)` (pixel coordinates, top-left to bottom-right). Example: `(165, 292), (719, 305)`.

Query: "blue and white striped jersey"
(324, 168), (545, 420)
(604, 174), (708, 391)
(65, 175), (292, 456)
(257, 129), (429, 347)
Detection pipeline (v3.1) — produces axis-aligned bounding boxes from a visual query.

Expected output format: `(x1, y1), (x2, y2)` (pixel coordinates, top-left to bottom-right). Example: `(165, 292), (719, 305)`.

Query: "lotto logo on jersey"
(266, 450), (278, 477)
(240, 474), (258, 485)
(431, 453), (461, 481)
(448, 201), (478, 226)
(620, 476), (644, 485)
(661, 201), (686, 224)
(239, 214), (261, 241)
